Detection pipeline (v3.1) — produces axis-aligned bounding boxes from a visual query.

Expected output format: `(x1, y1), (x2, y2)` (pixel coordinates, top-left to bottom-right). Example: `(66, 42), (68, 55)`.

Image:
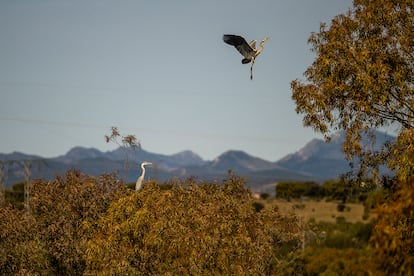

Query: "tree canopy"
(369, 176), (414, 274)
(0, 171), (304, 275)
(84, 177), (302, 275)
(291, 0), (414, 179)
(290, 2), (414, 270)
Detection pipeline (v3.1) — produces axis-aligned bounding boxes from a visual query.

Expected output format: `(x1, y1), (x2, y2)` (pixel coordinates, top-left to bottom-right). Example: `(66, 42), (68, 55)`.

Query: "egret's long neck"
(141, 165), (146, 176)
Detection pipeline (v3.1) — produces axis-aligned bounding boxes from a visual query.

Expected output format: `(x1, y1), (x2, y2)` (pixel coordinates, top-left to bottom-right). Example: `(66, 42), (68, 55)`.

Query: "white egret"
(135, 161), (152, 191)
(223, 34), (270, 80)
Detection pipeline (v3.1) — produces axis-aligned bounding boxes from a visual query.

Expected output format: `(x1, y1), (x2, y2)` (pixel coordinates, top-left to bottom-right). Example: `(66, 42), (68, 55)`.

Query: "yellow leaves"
(83, 177), (301, 275)
(1, 173), (302, 274)
(291, 0), (414, 179)
(388, 129), (414, 180)
(370, 177), (414, 273)
(0, 207), (49, 273)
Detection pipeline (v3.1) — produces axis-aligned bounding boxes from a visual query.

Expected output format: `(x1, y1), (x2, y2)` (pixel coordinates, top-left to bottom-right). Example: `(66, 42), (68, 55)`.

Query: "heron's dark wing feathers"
(223, 34), (255, 59)
(223, 34), (246, 46)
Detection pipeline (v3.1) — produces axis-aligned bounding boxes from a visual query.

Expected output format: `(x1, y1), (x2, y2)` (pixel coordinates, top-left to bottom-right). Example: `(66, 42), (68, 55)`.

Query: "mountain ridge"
(0, 130), (395, 194)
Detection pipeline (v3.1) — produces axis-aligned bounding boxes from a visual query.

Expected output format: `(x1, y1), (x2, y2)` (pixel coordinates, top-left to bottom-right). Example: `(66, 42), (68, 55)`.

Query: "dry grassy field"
(262, 199), (373, 223)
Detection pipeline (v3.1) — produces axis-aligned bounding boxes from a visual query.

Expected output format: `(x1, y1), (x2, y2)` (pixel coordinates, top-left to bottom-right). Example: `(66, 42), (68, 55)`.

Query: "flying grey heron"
(223, 34), (270, 80)
(135, 161), (152, 191)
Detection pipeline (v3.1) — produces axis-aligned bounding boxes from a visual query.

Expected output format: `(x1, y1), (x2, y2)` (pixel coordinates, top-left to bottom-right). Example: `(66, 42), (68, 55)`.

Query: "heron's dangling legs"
(250, 59), (255, 80)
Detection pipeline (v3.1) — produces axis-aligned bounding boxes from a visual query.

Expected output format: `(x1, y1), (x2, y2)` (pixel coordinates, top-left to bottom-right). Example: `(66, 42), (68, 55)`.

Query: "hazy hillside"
(0, 130), (395, 193)
(276, 130), (395, 179)
(208, 150), (281, 172)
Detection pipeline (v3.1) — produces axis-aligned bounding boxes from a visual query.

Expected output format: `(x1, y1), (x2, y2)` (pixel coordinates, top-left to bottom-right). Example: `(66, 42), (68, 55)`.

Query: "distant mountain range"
(0, 131), (395, 194)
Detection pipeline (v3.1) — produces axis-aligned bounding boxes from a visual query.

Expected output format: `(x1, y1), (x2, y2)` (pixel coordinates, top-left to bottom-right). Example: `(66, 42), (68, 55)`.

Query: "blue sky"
(0, 1), (352, 161)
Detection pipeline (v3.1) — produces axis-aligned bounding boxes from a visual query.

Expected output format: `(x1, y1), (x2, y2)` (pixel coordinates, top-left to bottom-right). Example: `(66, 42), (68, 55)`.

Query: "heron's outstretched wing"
(223, 34), (255, 59)
(249, 40), (256, 50)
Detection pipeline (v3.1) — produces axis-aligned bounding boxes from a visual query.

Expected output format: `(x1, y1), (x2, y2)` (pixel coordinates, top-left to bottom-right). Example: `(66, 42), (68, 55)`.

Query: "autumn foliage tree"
(0, 207), (48, 274)
(0, 171), (126, 274)
(291, 0), (414, 273)
(29, 170), (125, 275)
(0, 172), (305, 274)
(84, 176), (303, 275)
(369, 176), (414, 274)
(291, 0), (414, 179)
